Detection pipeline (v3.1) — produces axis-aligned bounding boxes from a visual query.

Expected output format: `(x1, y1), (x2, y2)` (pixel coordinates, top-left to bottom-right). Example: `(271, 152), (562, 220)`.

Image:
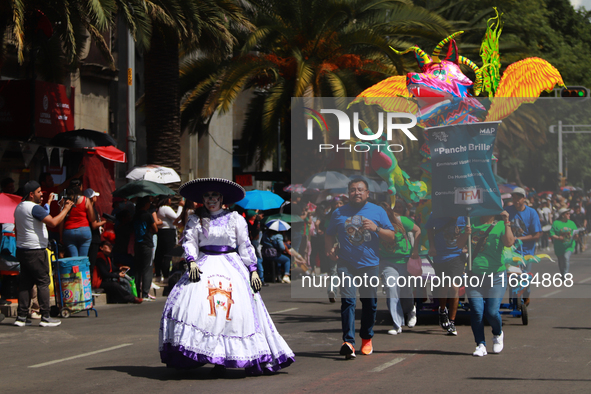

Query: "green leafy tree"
(0, 0), (149, 82)
(180, 0), (452, 178)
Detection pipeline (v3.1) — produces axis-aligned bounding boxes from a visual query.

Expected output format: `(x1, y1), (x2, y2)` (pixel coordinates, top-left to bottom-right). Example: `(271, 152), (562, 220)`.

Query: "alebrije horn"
(390, 45), (432, 69)
(459, 55), (483, 96)
(432, 31), (464, 62)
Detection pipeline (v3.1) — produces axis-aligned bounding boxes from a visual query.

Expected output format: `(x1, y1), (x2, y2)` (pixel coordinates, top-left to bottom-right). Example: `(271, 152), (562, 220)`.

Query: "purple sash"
(201, 245), (237, 255)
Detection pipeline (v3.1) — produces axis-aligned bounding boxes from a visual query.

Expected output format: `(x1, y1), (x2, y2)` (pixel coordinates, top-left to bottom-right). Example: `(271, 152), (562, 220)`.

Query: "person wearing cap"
(13, 181), (74, 327)
(159, 178), (294, 376)
(84, 188), (107, 275)
(550, 208), (577, 277)
(505, 187), (542, 306)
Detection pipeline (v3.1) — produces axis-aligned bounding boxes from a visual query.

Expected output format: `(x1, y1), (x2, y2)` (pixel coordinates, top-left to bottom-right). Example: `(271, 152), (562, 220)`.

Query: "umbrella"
(0, 193), (22, 223)
(303, 171), (350, 190)
(126, 165), (181, 184)
(49, 129), (117, 148)
(112, 180), (175, 199)
(498, 184), (515, 194)
(235, 190), (284, 210)
(265, 213), (304, 223)
(283, 184), (306, 193)
(92, 146), (126, 163)
(266, 219), (291, 231)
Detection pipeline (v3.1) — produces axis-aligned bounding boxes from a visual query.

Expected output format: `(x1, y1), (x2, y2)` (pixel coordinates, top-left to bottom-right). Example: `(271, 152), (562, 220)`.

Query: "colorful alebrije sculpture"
(352, 9), (564, 210)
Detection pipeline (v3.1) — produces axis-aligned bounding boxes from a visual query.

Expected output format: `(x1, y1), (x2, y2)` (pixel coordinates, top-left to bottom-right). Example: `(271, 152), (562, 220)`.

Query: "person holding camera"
(14, 181), (74, 327)
(59, 180), (95, 257)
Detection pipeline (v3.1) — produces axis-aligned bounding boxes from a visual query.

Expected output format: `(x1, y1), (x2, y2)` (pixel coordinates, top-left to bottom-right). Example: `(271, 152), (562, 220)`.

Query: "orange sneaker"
(361, 338), (373, 355)
(339, 342), (356, 359)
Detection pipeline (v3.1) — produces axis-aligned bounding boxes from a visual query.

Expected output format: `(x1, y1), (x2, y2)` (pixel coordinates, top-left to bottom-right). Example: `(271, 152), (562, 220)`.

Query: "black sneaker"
(447, 320), (458, 336)
(438, 307), (450, 330)
(39, 316), (61, 327)
(14, 316), (32, 327)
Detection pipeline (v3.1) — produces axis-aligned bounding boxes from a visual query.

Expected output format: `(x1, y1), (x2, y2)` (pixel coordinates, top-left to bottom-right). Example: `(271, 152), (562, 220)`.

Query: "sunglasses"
(203, 192), (221, 199)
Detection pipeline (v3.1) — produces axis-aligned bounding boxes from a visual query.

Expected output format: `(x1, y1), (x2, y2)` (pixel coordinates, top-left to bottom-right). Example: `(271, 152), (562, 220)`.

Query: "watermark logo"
(305, 108), (418, 141)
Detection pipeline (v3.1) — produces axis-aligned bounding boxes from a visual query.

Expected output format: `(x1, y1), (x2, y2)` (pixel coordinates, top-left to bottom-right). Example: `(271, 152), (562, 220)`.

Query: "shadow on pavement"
(553, 326), (591, 330)
(468, 377), (591, 382)
(86, 365), (278, 380)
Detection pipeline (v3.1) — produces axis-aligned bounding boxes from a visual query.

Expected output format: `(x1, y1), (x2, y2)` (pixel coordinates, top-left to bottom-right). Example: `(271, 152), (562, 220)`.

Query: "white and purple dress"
(159, 210), (295, 374)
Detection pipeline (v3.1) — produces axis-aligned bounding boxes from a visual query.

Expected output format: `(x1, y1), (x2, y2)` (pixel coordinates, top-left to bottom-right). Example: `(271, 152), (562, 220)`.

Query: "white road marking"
(541, 290), (563, 298)
(29, 343), (133, 368)
(370, 354), (415, 372)
(578, 276), (591, 284)
(269, 308), (299, 315)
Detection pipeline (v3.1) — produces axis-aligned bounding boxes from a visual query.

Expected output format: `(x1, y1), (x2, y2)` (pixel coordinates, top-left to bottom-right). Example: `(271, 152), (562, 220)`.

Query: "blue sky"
(571, 0), (591, 10)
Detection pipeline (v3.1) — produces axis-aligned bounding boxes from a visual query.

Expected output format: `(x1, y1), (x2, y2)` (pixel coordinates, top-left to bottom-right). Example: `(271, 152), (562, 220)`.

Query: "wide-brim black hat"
(179, 178), (245, 205)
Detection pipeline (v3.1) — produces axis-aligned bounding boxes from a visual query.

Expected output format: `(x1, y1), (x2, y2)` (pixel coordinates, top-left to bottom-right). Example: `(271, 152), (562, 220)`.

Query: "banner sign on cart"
(428, 121), (503, 218)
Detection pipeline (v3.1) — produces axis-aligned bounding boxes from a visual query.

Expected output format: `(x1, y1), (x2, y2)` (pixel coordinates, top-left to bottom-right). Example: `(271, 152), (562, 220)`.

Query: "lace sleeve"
(182, 214), (200, 262)
(234, 212), (258, 272)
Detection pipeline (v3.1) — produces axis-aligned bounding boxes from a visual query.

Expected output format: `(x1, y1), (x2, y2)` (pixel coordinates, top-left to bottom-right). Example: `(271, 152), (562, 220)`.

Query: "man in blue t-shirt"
(505, 187), (541, 305)
(325, 178), (395, 359)
(427, 214), (466, 336)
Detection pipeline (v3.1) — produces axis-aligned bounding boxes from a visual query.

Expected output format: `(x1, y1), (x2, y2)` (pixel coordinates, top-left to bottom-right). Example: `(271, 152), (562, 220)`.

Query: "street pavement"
(2, 248), (591, 393)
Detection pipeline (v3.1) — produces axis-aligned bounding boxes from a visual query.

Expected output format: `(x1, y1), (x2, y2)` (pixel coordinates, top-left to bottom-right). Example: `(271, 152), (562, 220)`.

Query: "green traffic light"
(579, 91), (585, 96)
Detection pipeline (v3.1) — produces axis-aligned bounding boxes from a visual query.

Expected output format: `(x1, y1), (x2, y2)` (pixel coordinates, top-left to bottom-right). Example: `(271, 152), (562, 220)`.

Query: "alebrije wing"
(485, 57), (564, 122)
(349, 75), (418, 113)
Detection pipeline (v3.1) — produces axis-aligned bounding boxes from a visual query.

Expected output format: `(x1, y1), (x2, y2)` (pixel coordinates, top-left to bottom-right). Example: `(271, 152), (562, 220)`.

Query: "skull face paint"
(203, 191), (223, 211)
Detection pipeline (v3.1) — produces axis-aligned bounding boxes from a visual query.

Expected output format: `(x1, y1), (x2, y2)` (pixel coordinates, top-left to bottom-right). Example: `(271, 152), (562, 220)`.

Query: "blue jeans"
(274, 254), (291, 276)
(557, 250), (572, 276)
(338, 263), (379, 346)
(62, 226), (92, 257)
(381, 262), (414, 330)
(467, 272), (507, 346)
(256, 257), (264, 282)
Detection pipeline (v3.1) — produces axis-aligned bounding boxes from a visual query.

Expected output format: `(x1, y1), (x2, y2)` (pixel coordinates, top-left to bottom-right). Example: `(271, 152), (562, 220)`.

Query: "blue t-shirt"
(32, 205), (49, 221)
(426, 214), (466, 263)
(326, 202), (394, 268)
(506, 205), (542, 256)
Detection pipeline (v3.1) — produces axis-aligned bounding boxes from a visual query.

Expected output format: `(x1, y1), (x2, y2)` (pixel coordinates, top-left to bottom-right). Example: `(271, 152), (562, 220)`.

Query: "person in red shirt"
(59, 180), (95, 257)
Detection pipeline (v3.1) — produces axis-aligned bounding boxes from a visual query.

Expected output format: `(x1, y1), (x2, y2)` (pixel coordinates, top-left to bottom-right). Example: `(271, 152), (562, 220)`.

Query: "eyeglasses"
(349, 188), (367, 193)
(203, 192), (221, 198)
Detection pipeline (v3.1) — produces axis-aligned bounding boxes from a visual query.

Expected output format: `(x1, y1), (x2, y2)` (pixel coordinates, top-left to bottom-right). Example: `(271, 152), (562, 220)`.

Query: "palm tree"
(179, 0), (451, 178)
(0, 1), (150, 82)
(142, 0), (252, 175)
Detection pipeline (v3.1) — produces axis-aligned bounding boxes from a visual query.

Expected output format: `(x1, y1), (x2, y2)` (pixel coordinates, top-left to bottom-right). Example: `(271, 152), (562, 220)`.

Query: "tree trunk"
(144, 27), (180, 175)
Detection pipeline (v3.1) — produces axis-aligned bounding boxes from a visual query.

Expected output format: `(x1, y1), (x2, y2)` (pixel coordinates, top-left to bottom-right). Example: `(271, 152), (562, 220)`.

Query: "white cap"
(83, 188), (100, 198)
(511, 187), (526, 197)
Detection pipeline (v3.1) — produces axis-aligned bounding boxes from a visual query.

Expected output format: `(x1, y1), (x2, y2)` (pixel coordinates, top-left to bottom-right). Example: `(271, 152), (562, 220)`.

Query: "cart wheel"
(514, 296), (522, 312)
(521, 303), (528, 325)
(60, 308), (71, 319)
